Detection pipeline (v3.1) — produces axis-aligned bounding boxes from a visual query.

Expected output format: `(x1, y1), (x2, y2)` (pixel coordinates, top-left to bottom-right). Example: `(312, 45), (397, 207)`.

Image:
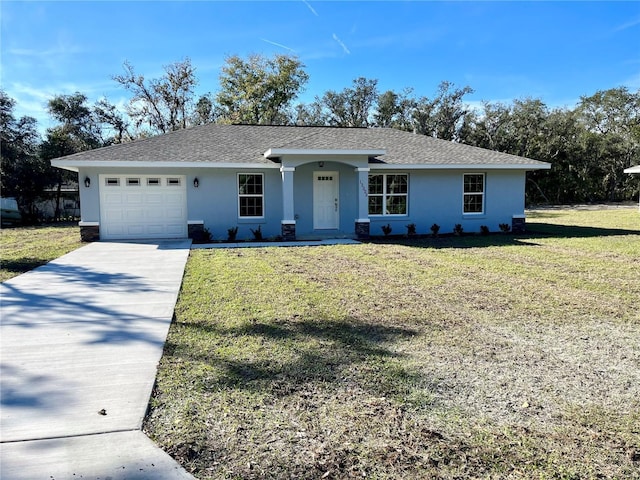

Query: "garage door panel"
(165, 224), (186, 235)
(103, 192), (124, 204)
(145, 193), (163, 204)
(125, 209), (145, 222)
(100, 175), (187, 240)
(103, 209), (125, 222)
(165, 207), (185, 220)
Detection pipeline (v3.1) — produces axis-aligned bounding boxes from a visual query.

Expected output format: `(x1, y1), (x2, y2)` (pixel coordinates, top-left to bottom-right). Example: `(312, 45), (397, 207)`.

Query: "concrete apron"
(0, 240), (194, 480)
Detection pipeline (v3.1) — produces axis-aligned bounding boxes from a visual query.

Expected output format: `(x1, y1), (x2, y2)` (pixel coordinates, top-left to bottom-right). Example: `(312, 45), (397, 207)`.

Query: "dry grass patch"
(146, 208), (640, 479)
(0, 224), (82, 282)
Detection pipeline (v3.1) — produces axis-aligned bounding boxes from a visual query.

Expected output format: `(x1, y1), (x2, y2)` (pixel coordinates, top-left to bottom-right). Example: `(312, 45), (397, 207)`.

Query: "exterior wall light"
(193, 177), (199, 188)
(84, 177), (91, 188)
(318, 161), (324, 168)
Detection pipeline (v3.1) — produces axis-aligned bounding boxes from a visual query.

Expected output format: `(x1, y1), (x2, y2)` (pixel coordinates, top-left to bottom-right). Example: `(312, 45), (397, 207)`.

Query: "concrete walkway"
(0, 241), (195, 480)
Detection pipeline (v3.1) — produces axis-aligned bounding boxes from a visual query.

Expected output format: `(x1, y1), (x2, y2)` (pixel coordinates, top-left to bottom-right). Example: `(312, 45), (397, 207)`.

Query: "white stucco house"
(50, 124), (551, 242)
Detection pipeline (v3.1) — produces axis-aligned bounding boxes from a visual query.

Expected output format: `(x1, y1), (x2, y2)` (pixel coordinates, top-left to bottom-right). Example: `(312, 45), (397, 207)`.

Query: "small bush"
(250, 225), (263, 241)
(194, 227), (212, 243)
(480, 225), (490, 235)
(227, 226), (238, 242)
(406, 223), (417, 236)
(381, 224), (392, 236)
(499, 223), (511, 233)
(430, 223), (440, 237)
(453, 224), (464, 236)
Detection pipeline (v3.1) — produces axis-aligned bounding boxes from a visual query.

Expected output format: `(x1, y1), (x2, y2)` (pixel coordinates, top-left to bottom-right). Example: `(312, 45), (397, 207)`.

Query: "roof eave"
(50, 160), (280, 170)
(264, 148), (386, 159)
(369, 163), (552, 170)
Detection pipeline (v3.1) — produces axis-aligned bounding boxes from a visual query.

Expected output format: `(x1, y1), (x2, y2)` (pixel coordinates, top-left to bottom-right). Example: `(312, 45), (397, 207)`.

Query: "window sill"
(237, 217), (266, 224)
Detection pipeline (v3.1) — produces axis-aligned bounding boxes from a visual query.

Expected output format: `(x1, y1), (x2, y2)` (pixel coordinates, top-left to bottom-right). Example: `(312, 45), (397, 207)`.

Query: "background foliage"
(2, 53), (639, 222)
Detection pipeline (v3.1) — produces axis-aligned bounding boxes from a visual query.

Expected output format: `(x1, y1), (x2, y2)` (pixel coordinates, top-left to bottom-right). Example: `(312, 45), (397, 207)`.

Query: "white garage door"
(99, 175), (187, 240)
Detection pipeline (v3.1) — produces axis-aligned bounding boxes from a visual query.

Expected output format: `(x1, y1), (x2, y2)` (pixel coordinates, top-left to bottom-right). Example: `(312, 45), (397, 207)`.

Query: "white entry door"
(313, 171), (339, 229)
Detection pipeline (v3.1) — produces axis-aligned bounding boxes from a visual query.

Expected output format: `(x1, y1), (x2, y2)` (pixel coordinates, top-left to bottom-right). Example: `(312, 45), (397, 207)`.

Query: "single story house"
(624, 165), (640, 210)
(50, 124), (551, 242)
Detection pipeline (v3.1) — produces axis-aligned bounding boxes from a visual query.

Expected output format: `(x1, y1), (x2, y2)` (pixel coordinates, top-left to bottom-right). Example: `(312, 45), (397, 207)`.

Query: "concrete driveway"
(0, 241), (195, 479)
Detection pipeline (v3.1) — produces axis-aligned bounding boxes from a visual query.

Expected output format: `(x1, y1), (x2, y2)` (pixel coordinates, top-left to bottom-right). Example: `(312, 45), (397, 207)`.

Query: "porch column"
(281, 166), (296, 240)
(355, 167), (370, 239)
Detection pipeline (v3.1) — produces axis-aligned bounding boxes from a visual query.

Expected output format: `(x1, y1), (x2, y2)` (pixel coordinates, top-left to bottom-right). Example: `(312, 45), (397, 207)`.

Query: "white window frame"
(368, 173), (409, 216)
(237, 173), (265, 218)
(463, 173), (485, 215)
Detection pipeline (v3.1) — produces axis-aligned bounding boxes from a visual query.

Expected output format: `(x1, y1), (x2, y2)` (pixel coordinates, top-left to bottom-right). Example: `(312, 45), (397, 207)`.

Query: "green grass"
(145, 207), (640, 479)
(0, 223), (83, 282)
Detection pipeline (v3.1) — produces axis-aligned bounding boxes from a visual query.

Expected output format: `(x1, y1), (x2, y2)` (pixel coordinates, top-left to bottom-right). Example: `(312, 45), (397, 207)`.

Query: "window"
(368, 174), (408, 215)
(463, 173), (485, 214)
(147, 178), (160, 186)
(167, 178), (181, 186)
(105, 178), (120, 186)
(126, 178), (141, 186)
(238, 173), (264, 217)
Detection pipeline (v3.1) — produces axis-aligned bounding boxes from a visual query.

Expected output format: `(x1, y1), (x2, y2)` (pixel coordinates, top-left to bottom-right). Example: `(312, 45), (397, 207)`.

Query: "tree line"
(2, 53), (639, 222)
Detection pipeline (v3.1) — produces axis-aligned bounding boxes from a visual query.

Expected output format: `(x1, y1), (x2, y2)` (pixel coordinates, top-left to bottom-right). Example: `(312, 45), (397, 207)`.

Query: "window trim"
(463, 173), (485, 215)
(237, 173), (265, 219)
(368, 173), (409, 216)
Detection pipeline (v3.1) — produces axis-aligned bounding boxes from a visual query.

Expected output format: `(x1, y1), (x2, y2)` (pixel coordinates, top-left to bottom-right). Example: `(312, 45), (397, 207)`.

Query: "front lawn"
(0, 224), (83, 282)
(146, 208), (640, 479)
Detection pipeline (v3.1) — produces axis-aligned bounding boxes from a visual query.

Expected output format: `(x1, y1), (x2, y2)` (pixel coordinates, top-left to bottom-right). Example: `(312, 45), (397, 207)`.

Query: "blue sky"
(2, 1), (639, 133)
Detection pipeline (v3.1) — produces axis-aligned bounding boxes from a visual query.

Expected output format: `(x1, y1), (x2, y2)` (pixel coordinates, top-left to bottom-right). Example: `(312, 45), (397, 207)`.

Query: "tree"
(93, 98), (132, 144)
(216, 54), (309, 125)
(576, 87), (640, 200)
(192, 93), (219, 126)
(0, 90), (50, 222)
(413, 81), (474, 140)
(373, 88), (416, 130)
(319, 77), (379, 127)
(114, 58), (197, 134)
(41, 93), (103, 220)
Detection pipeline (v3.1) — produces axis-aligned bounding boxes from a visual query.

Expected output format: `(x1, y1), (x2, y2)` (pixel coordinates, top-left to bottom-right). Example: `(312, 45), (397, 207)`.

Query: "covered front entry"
(313, 171), (339, 229)
(99, 174), (187, 240)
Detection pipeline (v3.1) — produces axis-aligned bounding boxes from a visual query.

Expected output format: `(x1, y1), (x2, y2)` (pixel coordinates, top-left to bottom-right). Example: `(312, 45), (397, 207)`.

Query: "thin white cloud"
(260, 38), (297, 53)
(332, 33), (350, 55)
(7, 44), (84, 58)
(302, 0), (318, 17)
(613, 17), (640, 33)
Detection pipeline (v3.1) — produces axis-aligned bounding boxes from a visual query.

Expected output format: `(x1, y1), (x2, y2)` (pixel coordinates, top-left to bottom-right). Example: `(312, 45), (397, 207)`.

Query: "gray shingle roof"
(51, 124), (549, 168)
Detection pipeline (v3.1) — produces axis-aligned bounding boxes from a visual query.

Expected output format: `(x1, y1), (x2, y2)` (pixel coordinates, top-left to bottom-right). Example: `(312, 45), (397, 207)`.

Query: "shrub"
(499, 223), (511, 233)
(381, 224), (392, 236)
(430, 223), (440, 237)
(453, 224), (464, 236)
(406, 223), (417, 236)
(250, 225), (263, 241)
(195, 227), (212, 243)
(480, 225), (490, 235)
(227, 226), (238, 242)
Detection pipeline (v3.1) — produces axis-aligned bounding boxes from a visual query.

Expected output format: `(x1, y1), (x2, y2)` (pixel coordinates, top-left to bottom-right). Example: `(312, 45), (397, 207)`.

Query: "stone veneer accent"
(188, 223), (206, 242)
(512, 216), (526, 233)
(281, 222), (296, 241)
(80, 225), (100, 242)
(355, 221), (370, 239)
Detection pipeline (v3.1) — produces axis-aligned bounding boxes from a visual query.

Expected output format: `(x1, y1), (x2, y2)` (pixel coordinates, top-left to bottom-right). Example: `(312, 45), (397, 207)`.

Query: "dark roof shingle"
(51, 124), (549, 167)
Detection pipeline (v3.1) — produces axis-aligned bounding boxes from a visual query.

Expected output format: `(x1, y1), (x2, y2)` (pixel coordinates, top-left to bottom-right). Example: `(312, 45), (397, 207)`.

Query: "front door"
(313, 171), (339, 229)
